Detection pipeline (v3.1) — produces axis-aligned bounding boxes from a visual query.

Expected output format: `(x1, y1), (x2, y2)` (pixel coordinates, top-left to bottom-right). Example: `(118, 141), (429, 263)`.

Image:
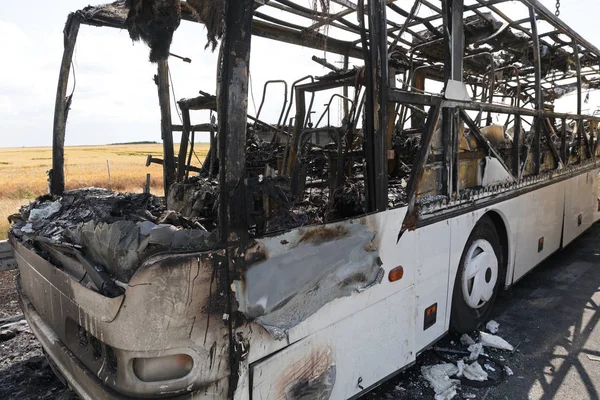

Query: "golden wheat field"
(0, 143), (210, 240)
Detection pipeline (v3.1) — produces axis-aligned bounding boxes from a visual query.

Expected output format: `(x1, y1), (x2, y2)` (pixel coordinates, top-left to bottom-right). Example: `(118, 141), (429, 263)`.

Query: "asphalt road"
(365, 222), (600, 400)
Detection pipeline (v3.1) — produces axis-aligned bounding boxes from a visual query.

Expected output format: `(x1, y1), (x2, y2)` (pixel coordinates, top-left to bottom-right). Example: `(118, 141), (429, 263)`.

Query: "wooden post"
(144, 174), (151, 194)
(51, 14), (80, 195)
(156, 60), (176, 196)
(106, 160), (111, 189)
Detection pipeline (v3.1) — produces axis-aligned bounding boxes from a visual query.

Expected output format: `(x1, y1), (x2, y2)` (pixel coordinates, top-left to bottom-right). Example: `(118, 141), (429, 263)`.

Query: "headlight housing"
(133, 354), (193, 382)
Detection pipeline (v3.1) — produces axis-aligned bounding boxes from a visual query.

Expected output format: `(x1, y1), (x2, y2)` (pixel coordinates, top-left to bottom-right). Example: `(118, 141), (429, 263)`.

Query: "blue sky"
(0, 0), (599, 147)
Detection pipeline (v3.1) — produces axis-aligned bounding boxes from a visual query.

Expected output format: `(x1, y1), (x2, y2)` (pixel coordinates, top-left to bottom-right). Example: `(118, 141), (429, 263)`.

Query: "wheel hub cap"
(462, 239), (498, 309)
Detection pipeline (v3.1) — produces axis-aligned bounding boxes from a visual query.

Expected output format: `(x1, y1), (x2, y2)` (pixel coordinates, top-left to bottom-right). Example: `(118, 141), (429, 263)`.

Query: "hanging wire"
(249, 71), (258, 116)
(167, 65), (183, 123)
(555, 0), (561, 17)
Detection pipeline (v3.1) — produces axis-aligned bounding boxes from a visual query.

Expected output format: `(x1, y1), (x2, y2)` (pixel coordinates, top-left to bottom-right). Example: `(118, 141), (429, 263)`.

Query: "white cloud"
(0, 95), (14, 114)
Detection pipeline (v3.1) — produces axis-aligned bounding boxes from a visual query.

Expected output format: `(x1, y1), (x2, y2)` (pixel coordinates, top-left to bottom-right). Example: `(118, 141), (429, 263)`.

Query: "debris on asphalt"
(468, 342), (484, 360)
(586, 354), (600, 362)
(460, 334), (475, 346)
(480, 332), (514, 351)
(456, 360), (466, 377)
(394, 385), (405, 392)
(485, 320), (500, 334)
(421, 363), (460, 400)
(1, 317), (31, 342)
(504, 366), (514, 376)
(0, 329), (16, 342)
(0, 314), (24, 327)
(463, 362), (488, 382)
(483, 363), (496, 372)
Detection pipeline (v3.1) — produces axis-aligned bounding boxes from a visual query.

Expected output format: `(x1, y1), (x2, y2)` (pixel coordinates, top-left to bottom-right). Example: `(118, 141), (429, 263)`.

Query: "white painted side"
(247, 168), (600, 400)
(285, 208), (413, 346)
(594, 172), (600, 223)
(511, 180), (566, 282)
(410, 220), (452, 351)
(563, 170), (599, 246)
(241, 165), (600, 400)
(251, 285), (415, 400)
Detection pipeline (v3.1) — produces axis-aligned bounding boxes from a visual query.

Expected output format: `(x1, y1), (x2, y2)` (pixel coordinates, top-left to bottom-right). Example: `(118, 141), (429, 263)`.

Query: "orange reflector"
(388, 266), (404, 282)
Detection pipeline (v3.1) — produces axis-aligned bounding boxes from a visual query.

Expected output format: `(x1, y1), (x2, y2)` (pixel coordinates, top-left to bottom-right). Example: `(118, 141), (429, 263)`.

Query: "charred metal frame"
(50, 15), (80, 195)
(49, 0), (600, 231)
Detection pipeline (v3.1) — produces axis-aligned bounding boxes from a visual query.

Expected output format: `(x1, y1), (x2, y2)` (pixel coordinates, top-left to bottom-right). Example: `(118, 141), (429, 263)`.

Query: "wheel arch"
(482, 210), (511, 288)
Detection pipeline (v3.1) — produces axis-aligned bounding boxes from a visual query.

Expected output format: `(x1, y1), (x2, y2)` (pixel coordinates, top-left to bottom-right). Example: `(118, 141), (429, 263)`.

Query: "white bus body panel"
(251, 286), (415, 400)
(512, 180), (565, 282)
(564, 170), (599, 246)
(248, 168), (600, 400)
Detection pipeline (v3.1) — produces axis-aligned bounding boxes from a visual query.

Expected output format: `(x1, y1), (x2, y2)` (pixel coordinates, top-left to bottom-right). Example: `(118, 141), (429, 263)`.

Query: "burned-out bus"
(9, 0), (600, 399)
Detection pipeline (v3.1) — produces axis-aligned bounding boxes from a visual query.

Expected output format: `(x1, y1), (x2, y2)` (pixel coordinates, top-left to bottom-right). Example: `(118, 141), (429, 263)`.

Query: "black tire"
(450, 216), (505, 333)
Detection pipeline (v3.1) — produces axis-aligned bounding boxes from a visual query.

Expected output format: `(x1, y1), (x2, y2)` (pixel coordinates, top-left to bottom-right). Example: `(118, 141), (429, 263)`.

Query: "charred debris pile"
(9, 188), (214, 288)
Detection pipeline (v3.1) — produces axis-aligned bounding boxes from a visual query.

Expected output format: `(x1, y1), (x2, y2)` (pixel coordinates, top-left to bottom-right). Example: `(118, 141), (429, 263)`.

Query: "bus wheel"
(450, 216), (504, 334)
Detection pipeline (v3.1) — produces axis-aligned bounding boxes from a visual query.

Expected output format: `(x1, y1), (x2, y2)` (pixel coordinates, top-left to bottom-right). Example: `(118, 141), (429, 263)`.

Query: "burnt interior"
(10, 0), (600, 287)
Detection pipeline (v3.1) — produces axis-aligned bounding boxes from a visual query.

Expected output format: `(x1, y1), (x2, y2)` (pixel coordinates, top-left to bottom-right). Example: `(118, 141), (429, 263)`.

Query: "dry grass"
(0, 144), (209, 240)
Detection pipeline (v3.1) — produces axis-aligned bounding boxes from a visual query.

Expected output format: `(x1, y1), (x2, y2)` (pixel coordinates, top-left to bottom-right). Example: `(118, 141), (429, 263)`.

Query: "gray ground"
(1, 222), (600, 399)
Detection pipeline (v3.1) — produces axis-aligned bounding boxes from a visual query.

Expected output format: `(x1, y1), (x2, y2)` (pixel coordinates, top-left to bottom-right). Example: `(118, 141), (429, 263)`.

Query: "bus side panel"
(594, 171), (600, 223)
(250, 285), (415, 400)
(563, 169), (599, 246)
(411, 220), (452, 351)
(285, 207), (414, 346)
(512, 180), (565, 282)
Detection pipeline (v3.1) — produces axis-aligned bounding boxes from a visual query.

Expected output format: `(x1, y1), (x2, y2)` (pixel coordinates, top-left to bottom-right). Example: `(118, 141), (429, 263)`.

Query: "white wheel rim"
(461, 239), (498, 309)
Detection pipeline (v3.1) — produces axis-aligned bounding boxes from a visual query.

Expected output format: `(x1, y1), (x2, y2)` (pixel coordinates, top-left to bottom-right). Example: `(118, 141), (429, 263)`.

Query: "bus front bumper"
(16, 277), (225, 400)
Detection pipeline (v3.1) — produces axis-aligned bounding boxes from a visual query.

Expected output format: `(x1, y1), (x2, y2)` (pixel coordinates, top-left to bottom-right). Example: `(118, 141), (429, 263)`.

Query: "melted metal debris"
(486, 320), (500, 334)
(10, 188), (214, 282)
(420, 363), (460, 400)
(479, 332), (514, 351)
(421, 323), (518, 398)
